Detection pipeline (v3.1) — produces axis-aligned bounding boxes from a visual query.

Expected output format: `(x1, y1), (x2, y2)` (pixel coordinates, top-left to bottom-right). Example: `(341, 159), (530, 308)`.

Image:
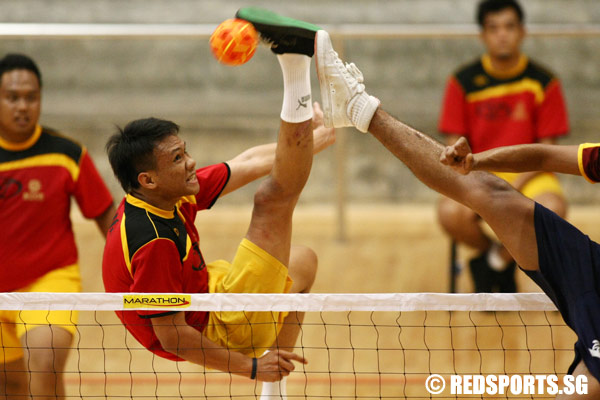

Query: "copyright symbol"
(425, 374), (446, 395)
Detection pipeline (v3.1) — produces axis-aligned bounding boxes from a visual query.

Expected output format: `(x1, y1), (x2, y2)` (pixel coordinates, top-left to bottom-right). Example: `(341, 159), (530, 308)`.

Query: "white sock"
(277, 53), (313, 123)
(260, 376), (287, 400)
(487, 243), (509, 272)
(351, 93), (380, 133)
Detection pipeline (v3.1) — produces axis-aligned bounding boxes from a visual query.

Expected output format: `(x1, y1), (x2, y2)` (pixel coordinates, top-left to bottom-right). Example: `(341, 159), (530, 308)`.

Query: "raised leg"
(367, 110), (540, 271)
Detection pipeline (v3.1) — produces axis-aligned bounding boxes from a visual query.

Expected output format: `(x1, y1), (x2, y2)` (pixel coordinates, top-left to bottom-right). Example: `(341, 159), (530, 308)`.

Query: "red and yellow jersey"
(0, 125), (113, 291)
(102, 163), (230, 361)
(439, 54), (569, 153)
(578, 143), (600, 183)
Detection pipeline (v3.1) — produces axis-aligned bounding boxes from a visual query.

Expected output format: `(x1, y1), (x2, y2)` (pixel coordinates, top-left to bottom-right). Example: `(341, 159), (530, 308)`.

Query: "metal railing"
(1, 23), (600, 38)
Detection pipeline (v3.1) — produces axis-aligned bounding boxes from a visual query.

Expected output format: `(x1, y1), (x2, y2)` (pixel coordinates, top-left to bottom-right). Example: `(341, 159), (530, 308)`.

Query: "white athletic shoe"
(315, 30), (380, 133)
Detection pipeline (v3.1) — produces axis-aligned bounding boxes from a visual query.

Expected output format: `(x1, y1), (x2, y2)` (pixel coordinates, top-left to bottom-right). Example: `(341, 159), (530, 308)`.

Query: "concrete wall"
(2, 0), (600, 204)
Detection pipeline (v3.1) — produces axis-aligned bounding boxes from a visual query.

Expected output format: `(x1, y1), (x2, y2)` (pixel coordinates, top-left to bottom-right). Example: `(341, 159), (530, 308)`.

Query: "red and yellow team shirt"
(102, 163), (230, 361)
(579, 143), (600, 183)
(439, 54), (569, 153)
(0, 125), (113, 291)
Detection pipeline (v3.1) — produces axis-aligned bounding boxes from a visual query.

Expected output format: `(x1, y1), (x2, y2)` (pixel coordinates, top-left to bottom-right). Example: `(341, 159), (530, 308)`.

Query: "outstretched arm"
(152, 312), (306, 382)
(440, 137), (580, 176)
(220, 102), (335, 197)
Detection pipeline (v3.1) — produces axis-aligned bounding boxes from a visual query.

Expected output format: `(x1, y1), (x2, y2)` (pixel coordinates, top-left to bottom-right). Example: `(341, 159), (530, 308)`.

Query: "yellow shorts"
(0, 264), (81, 363)
(493, 172), (564, 199)
(204, 239), (293, 357)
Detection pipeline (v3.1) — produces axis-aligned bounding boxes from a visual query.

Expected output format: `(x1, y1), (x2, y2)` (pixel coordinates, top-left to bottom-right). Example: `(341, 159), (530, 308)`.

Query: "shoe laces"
(345, 62), (364, 83)
(334, 56), (365, 92)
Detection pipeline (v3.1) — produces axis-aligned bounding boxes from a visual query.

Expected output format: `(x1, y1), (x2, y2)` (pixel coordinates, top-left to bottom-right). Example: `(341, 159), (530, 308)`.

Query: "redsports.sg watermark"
(425, 374), (588, 396)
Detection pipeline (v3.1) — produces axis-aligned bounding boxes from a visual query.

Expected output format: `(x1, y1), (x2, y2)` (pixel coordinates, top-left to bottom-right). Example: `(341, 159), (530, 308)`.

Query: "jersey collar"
(126, 193), (175, 219)
(481, 54), (528, 80)
(0, 124), (42, 151)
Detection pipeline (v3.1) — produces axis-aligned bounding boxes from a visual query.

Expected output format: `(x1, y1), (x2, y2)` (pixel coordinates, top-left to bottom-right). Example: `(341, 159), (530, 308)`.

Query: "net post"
(333, 33), (348, 243)
(449, 239), (458, 293)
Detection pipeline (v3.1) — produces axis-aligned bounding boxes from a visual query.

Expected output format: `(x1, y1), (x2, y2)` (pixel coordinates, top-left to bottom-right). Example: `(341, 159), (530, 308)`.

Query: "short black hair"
(477, 0), (524, 27)
(0, 53), (42, 87)
(106, 117), (180, 193)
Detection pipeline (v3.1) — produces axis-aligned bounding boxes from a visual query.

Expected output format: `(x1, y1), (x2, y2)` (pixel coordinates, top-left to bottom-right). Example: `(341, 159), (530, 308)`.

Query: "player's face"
(480, 8), (524, 60)
(0, 69), (41, 142)
(151, 134), (199, 200)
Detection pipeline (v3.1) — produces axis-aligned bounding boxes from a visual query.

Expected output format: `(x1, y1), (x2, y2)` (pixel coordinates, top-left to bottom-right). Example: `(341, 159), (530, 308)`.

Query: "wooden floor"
(77, 204), (600, 294)
(67, 204), (599, 399)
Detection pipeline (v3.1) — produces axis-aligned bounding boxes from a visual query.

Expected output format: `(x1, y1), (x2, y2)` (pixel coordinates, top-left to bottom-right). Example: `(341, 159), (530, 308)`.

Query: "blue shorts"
(532, 202), (600, 382)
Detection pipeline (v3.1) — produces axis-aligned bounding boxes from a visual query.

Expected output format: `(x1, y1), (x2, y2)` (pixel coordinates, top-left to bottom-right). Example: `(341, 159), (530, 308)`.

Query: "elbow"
(154, 324), (194, 359)
(154, 328), (180, 356)
(154, 325), (205, 362)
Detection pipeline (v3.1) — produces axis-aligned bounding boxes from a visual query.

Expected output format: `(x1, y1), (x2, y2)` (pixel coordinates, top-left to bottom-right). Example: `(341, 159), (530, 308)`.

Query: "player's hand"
(440, 136), (475, 175)
(312, 102), (336, 154)
(255, 349), (308, 382)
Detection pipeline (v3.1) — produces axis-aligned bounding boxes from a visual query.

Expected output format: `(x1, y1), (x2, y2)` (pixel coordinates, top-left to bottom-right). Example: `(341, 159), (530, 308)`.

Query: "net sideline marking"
(0, 292), (557, 312)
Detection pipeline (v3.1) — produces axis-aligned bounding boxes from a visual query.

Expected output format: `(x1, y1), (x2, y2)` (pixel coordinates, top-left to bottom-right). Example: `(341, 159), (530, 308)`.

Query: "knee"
(253, 180), (298, 214)
(466, 172), (516, 209)
(22, 327), (71, 372)
(288, 245), (318, 293)
(26, 348), (62, 372)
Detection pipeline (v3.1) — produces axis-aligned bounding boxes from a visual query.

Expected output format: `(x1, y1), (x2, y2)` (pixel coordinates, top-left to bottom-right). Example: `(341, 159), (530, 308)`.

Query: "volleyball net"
(0, 292), (575, 399)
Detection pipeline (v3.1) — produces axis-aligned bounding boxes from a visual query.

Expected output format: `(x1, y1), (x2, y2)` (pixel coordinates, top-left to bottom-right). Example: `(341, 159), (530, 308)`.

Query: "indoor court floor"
(64, 204), (598, 399)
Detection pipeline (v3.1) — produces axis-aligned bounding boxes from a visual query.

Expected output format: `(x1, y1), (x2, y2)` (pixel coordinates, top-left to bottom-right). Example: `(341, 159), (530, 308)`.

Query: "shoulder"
(524, 58), (559, 88)
(123, 202), (179, 258)
(38, 126), (85, 163)
(197, 162), (230, 180)
(452, 58), (485, 87)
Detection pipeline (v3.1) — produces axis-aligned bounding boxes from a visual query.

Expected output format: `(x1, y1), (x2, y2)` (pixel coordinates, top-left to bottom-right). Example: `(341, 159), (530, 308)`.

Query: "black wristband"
(250, 357), (257, 380)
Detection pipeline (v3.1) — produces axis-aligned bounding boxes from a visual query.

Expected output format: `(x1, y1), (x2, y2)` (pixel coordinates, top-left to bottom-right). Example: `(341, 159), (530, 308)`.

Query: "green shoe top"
(236, 7), (322, 56)
(236, 7), (321, 35)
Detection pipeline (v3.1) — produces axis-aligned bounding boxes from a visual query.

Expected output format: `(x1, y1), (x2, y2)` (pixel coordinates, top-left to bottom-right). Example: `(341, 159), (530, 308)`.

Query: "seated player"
(313, 28), (599, 397)
(437, 0), (569, 293)
(102, 9), (328, 399)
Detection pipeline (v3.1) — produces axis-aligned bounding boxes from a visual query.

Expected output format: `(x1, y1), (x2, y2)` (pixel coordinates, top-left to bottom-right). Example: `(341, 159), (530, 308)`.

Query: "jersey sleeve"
(438, 76), (469, 137)
(73, 149), (114, 218)
(578, 143), (600, 183)
(194, 163), (231, 210)
(536, 79), (569, 139)
(130, 239), (184, 317)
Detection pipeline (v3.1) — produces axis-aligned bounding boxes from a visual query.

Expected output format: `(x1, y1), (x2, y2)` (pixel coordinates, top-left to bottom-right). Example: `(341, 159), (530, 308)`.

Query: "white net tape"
(0, 292), (556, 312)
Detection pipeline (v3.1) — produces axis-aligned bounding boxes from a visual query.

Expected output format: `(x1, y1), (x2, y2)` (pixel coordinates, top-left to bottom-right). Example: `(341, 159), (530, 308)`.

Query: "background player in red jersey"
(437, 0), (569, 292)
(0, 54), (116, 399)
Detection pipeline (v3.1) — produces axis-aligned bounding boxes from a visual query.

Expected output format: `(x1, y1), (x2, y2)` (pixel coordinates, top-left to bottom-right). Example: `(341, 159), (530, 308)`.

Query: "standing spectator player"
(0, 54), (115, 399)
(437, 0), (569, 292)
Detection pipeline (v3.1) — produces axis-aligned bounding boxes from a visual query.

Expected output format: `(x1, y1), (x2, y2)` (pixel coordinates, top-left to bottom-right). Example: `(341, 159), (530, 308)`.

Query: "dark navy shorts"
(532, 202), (600, 382)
